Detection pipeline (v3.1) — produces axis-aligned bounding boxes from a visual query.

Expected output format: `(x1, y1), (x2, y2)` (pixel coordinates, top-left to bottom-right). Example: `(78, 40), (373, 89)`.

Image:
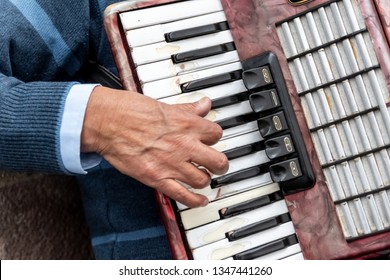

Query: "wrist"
(80, 86), (111, 153)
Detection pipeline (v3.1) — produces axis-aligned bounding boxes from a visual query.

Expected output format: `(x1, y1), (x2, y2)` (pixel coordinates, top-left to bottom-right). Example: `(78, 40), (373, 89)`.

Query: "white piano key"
(213, 150), (269, 178)
(192, 221), (296, 260)
(159, 80), (247, 105)
(120, 0), (223, 30)
(185, 199), (289, 249)
(126, 11), (227, 47)
(199, 173), (273, 202)
(212, 131), (263, 152)
(142, 61), (242, 99)
(132, 30), (234, 66)
(176, 173), (273, 211)
(206, 101), (253, 123)
(254, 243), (302, 260)
(281, 252), (305, 260)
(222, 121), (259, 140)
(137, 50), (240, 83)
(179, 183), (280, 230)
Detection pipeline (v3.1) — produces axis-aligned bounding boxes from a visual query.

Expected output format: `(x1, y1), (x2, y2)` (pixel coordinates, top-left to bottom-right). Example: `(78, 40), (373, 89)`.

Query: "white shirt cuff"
(60, 84), (102, 174)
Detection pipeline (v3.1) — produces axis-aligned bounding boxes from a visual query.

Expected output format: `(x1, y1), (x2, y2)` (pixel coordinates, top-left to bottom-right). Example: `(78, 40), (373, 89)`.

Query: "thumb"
(178, 97), (212, 117)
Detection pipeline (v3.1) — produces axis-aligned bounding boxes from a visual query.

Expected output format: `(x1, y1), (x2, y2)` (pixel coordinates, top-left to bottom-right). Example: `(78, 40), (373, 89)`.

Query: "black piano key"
(165, 21), (229, 42)
(172, 42), (236, 63)
(224, 142), (264, 160)
(265, 134), (295, 160)
(242, 66), (274, 90)
(233, 234), (299, 260)
(217, 113), (258, 130)
(227, 213), (291, 241)
(249, 89), (280, 113)
(211, 165), (268, 189)
(212, 92), (249, 109)
(219, 191), (283, 218)
(269, 158), (302, 183)
(257, 111), (288, 138)
(181, 69), (242, 93)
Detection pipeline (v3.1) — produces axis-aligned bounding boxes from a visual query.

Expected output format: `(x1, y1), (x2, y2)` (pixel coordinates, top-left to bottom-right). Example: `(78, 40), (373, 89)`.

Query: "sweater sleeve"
(0, 0), (119, 173)
(0, 73), (77, 173)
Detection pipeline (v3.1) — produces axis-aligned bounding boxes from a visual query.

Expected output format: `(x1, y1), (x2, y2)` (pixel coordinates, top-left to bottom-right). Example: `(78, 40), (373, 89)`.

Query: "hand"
(81, 86), (229, 208)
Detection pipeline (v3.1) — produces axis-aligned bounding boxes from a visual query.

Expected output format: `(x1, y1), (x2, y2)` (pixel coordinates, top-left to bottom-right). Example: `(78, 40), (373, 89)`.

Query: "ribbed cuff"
(0, 81), (77, 173)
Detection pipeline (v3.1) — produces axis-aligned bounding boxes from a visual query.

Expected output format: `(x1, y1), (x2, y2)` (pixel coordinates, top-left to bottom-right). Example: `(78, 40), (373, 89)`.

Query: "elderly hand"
(81, 86), (229, 208)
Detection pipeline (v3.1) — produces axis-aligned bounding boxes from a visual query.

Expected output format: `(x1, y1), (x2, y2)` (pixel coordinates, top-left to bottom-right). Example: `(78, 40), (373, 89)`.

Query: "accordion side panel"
(360, 0), (390, 91)
(104, 11), (138, 91)
(221, 0), (390, 259)
(374, 0), (390, 47)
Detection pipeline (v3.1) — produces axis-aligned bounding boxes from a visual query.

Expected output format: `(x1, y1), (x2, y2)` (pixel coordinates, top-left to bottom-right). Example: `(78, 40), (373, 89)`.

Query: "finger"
(195, 119), (223, 146)
(173, 162), (211, 189)
(157, 179), (209, 208)
(177, 97), (212, 118)
(190, 144), (229, 175)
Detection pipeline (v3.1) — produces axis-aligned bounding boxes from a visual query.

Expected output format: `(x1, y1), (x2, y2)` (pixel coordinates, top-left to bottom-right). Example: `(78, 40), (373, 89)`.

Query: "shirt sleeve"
(60, 84), (102, 174)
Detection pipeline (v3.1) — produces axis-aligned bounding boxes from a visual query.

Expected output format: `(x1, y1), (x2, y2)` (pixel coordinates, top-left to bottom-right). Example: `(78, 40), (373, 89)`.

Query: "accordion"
(104, 0), (390, 259)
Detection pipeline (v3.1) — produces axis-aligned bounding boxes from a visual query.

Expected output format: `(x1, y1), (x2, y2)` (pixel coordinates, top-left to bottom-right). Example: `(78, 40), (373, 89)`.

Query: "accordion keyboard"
(119, 0), (315, 260)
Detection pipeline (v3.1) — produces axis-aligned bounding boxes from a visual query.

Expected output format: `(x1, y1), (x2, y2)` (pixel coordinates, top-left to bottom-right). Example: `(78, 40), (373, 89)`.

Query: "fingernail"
(201, 199), (209, 207)
(198, 97), (209, 105)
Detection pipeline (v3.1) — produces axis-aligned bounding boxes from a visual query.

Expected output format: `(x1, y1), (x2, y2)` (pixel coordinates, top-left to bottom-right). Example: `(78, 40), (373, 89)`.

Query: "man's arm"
(0, 75), (77, 173)
(81, 86), (229, 208)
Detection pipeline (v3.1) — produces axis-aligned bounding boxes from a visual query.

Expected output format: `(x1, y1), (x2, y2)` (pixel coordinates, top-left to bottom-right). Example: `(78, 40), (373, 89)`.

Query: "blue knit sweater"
(0, 0), (117, 173)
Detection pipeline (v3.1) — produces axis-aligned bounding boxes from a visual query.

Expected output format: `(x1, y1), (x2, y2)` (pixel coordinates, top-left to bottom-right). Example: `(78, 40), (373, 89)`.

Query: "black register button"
(242, 66), (274, 90)
(265, 134), (295, 160)
(257, 111), (288, 138)
(269, 158), (302, 183)
(249, 89), (280, 113)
